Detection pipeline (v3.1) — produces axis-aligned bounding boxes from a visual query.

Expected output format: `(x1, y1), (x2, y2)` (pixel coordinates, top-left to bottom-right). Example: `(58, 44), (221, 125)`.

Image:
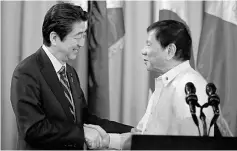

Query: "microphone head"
(185, 82), (196, 95)
(206, 83), (216, 96)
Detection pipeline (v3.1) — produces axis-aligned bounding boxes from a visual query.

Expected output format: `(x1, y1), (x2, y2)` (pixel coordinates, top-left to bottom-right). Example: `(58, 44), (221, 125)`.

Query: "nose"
(141, 47), (147, 56)
(77, 37), (85, 47)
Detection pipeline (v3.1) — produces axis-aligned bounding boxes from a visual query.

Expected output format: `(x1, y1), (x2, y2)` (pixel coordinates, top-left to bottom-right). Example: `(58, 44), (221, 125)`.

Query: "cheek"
(147, 49), (159, 60)
(67, 45), (77, 54)
(66, 39), (77, 48)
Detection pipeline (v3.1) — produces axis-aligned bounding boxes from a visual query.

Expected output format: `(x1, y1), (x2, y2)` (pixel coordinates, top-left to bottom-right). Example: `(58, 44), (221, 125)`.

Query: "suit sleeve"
(83, 107), (133, 133)
(71, 68), (133, 133)
(10, 70), (85, 149)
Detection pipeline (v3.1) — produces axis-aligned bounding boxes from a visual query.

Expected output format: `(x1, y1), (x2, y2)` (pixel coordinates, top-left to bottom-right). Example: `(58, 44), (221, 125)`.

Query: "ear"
(166, 43), (176, 60)
(49, 31), (58, 46)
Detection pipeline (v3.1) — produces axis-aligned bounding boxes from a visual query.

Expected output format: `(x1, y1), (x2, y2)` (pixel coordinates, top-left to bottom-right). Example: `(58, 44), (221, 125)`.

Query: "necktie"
(58, 66), (76, 122)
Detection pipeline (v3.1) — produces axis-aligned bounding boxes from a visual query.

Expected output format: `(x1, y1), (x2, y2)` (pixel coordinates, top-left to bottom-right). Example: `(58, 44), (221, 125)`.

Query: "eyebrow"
(75, 29), (88, 36)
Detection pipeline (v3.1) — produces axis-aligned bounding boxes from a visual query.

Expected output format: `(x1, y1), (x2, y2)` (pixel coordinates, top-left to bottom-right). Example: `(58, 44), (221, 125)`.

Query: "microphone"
(185, 82), (201, 110)
(206, 83), (220, 114)
(206, 83), (220, 135)
(185, 82), (201, 136)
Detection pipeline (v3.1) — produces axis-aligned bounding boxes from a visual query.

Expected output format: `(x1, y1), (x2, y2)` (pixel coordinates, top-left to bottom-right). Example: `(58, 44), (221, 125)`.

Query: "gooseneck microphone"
(206, 83), (220, 113)
(185, 82), (201, 136)
(206, 83), (220, 136)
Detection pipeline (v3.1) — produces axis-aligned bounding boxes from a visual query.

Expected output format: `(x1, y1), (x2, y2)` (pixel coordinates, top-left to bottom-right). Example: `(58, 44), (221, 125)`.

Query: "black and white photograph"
(1, 0), (237, 150)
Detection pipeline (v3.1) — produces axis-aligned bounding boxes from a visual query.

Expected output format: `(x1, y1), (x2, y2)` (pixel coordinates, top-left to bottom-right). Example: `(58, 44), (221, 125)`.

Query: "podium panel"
(131, 135), (237, 150)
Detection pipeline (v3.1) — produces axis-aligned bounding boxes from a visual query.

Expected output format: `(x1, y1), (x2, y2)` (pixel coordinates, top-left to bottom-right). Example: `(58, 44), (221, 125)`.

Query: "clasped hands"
(84, 124), (141, 150)
(84, 124), (109, 149)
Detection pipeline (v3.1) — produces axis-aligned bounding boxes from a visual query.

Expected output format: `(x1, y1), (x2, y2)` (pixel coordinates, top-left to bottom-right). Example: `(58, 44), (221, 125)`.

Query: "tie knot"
(58, 66), (66, 76)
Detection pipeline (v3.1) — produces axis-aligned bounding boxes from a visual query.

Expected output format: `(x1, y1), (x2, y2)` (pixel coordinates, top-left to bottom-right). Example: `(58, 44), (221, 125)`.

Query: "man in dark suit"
(10, 2), (133, 150)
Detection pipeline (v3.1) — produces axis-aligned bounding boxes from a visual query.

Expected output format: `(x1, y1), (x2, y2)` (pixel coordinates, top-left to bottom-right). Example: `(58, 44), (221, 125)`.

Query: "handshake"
(84, 124), (141, 150)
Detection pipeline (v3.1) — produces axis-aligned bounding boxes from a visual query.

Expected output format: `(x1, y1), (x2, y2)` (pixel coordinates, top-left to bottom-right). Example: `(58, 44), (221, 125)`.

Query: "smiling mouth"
(73, 49), (79, 52)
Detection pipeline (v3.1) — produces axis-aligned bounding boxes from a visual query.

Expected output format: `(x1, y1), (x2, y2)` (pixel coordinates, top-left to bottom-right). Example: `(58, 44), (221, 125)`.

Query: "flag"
(197, 1), (237, 136)
(87, 0), (125, 120)
(107, 0), (125, 121)
(88, 1), (110, 118)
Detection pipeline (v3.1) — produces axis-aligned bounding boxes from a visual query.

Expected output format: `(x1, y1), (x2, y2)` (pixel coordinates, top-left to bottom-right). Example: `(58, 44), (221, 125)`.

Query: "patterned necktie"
(58, 66), (76, 122)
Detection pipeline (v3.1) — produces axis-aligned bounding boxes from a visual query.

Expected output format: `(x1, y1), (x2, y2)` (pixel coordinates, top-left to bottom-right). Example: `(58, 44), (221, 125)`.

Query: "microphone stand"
(188, 101), (201, 136)
(199, 102), (209, 136)
(208, 112), (219, 136)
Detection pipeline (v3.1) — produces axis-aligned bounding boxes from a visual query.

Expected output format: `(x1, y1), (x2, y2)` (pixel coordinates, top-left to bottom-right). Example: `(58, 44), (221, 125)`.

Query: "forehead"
(147, 30), (157, 41)
(69, 21), (87, 35)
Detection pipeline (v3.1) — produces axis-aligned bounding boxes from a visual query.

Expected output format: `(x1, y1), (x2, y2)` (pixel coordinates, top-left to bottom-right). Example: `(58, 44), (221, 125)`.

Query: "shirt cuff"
(108, 133), (121, 150)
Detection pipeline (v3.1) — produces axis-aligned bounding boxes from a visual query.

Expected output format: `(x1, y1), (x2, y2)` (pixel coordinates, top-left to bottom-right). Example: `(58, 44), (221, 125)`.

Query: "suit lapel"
(66, 66), (83, 124)
(37, 48), (75, 122)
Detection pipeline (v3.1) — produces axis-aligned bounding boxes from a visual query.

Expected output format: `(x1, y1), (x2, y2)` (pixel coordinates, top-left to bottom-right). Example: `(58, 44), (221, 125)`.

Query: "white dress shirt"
(109, 60), (214, 149)
(137, 60), (214, 135)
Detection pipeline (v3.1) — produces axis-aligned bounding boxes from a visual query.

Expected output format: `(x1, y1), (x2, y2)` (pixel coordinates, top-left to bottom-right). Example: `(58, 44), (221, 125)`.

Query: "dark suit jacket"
(10, 47), (133, 150)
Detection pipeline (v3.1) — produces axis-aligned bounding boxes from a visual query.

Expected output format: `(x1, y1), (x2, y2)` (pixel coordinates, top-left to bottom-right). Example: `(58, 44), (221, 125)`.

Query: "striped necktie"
(58, 66), (76, 122)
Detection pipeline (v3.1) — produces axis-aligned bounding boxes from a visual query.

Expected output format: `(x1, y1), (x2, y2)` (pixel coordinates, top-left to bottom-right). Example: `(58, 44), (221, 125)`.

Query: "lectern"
(130, 135), (237, 150)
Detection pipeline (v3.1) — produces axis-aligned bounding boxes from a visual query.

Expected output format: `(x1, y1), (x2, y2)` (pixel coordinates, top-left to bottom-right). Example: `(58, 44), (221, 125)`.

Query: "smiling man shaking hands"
(10, 2), (133, 150)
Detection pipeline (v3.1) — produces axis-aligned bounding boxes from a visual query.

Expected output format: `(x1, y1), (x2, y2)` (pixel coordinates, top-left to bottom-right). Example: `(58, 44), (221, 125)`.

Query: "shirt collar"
(42, 45), (66, 74)
(156, 60), (191, 87)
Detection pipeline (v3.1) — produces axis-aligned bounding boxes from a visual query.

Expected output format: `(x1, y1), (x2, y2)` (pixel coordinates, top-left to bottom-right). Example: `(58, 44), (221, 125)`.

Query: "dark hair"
(42, 2), (88, 46)
(147, 20), (192, 61)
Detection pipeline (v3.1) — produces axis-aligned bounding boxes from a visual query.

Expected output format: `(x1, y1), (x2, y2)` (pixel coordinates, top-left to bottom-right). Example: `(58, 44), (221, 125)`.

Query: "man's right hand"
(84, 124), (110, 149)
(83, 125), (102, 149)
